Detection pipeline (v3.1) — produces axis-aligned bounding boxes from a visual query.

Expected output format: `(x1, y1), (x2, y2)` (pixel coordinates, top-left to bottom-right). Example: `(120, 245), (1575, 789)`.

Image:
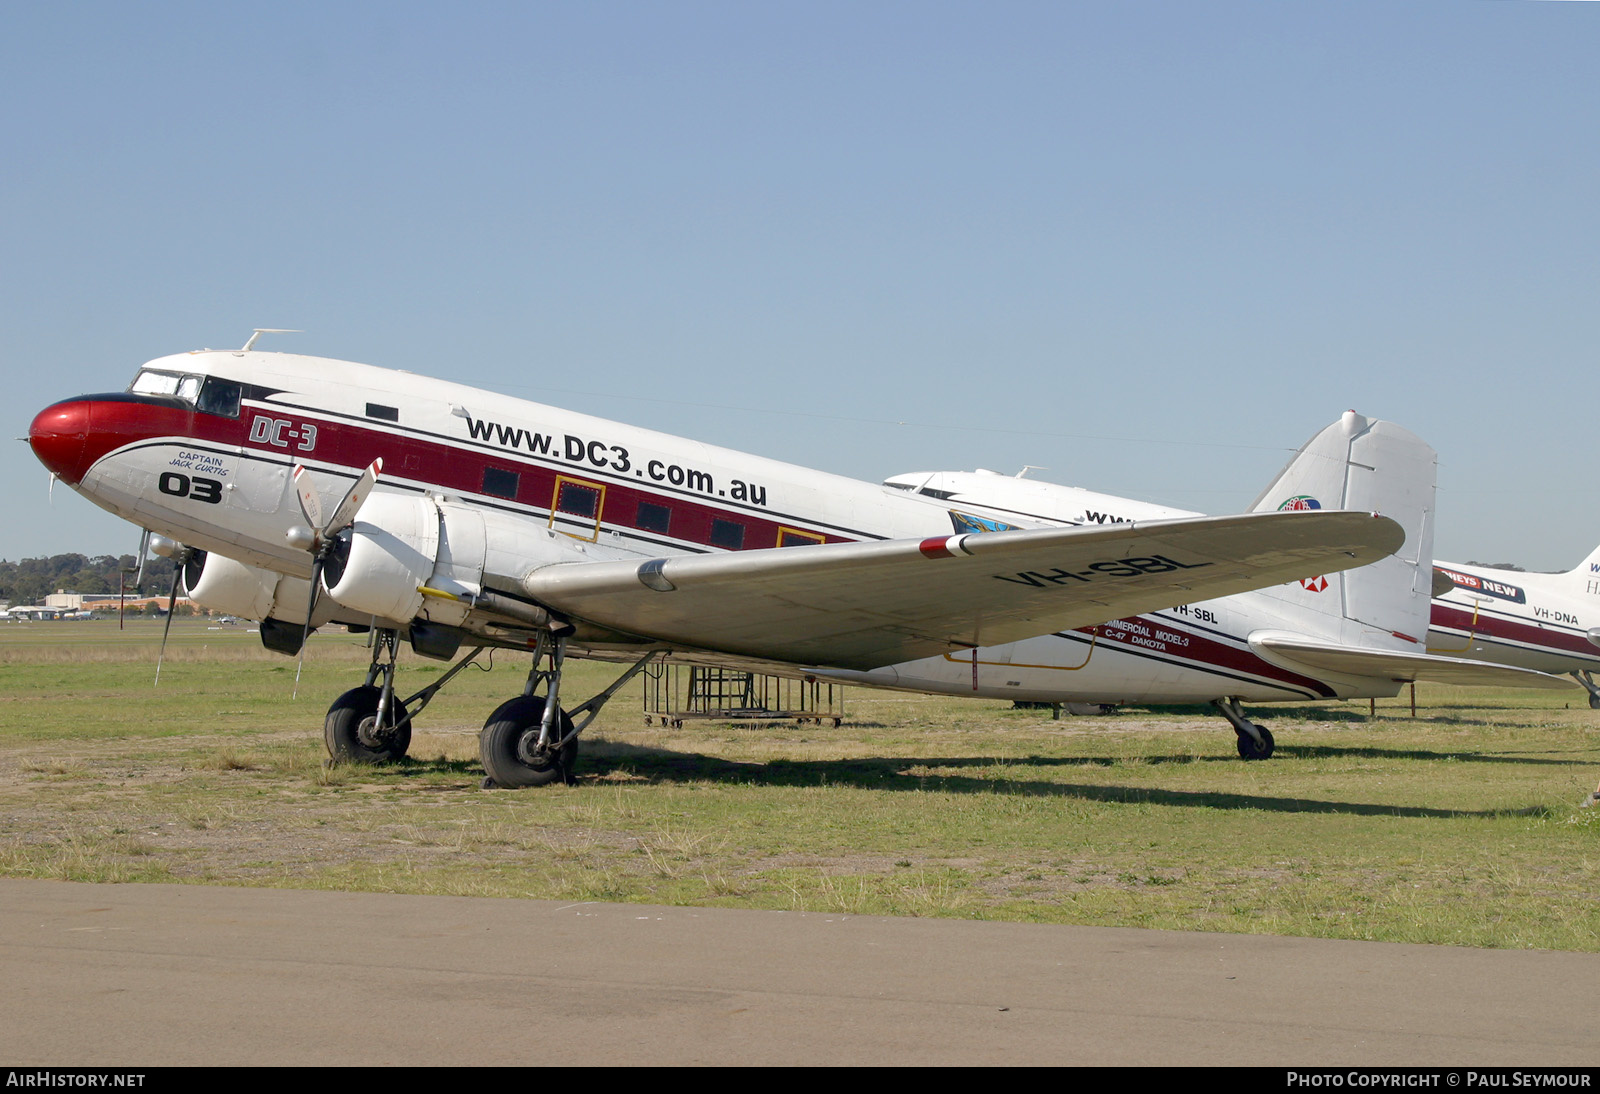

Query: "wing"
(519, 510), (1403, 670)
(1248, 632), (1579, 691)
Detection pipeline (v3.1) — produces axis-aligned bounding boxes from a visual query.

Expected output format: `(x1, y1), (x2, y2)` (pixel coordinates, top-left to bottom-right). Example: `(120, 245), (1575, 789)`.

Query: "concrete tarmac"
(1, 878), (1594, 1066)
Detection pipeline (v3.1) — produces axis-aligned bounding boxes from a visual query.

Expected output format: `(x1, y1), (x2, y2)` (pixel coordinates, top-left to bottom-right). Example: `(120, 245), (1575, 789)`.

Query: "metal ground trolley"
(641, 663), (844, 728)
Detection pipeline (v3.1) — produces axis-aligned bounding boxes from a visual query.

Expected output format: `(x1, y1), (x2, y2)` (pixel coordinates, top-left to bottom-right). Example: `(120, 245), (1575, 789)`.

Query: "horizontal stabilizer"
(1248, 631), (1577, 690)
(521, 510), (1403, 671)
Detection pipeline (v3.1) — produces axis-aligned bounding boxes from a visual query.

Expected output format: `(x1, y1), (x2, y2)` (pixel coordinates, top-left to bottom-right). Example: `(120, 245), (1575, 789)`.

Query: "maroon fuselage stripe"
(1431, 602), (1600, 659)
(1075, 616), (1338, 697)
(68, 397), (849, 552)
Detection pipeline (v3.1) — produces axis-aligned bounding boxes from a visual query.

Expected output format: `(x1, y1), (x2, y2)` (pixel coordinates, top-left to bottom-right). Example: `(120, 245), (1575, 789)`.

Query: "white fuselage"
(61, 351), (969, 575)
(37, 350), (1408, 704)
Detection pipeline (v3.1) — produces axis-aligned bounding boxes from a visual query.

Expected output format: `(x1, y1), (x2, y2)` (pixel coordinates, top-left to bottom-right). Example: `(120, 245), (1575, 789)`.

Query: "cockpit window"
(197, 377), (241, 418)
(127, 370), (240, 417)
(129, 369), (202, 403)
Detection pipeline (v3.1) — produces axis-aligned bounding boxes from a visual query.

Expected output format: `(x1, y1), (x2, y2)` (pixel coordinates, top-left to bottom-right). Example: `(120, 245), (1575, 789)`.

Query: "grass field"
(2, 619), (1598, 950)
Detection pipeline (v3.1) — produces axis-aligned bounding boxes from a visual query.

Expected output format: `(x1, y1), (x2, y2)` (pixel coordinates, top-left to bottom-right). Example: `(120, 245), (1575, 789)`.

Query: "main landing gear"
(319, 626), (658, 789)
(1572, 671), (1600, 711)
(1212, 697), (1275, 760)
(323, 628), (482, 763)
(478, 633), (657, 789)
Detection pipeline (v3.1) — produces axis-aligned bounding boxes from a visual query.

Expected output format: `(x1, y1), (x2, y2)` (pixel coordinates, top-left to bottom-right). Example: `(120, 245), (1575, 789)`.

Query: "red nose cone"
(29, 400), (93, 485)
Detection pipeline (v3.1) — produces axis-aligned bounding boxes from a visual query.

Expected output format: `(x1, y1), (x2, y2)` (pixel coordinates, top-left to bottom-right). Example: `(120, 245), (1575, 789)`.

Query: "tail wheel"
(325, 685), (413, 764)
(480, 695), (578, 788)
(1234, 724), (1275, 760)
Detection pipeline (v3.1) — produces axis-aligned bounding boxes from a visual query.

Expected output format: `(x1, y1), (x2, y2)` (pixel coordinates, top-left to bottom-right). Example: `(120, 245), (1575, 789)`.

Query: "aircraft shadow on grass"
(379, 740), (1568, 820)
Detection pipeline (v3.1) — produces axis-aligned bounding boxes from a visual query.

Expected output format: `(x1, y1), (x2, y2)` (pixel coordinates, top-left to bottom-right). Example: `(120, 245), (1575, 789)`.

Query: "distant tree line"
(0, 553), (179, 607)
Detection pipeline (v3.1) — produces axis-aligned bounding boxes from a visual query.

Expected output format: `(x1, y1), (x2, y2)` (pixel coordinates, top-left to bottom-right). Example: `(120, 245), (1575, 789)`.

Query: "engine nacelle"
(316, 489), (589, 635)
(181, 550), (336, 627)
(323, 493), (438, 623)
(182, 551), (278, 619)
(319, 492), (498, 627)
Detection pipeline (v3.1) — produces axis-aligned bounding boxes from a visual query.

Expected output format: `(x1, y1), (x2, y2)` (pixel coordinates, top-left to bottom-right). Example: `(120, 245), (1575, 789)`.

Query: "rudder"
(1245, 410), (1436, 650)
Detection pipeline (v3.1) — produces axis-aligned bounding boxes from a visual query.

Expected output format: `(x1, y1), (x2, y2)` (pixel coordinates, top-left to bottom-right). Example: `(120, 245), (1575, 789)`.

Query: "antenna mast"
(242, 328), (304, 351)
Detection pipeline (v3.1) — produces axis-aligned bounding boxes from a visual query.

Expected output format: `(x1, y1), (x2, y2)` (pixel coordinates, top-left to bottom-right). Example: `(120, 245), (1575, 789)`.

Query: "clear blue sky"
(3, 2), (1595, 569)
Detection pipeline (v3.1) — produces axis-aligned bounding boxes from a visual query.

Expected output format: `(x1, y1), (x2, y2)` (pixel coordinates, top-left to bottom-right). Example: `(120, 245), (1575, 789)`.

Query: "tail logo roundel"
(1282, 495), (1329, 592)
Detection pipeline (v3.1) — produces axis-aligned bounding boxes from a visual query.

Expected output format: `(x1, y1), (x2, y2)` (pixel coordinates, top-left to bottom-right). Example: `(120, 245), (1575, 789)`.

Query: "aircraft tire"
(480, 696), (578, 788)
(1234, 724), (1274, 760)
(1589, 693), (1600, 711)
(324, 685), (412, 764)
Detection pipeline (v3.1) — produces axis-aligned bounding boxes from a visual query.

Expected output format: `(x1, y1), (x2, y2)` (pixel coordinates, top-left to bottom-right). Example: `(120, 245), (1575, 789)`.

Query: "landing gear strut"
(1213, 697), (1275, 760)
(478, 633), (658, 789)
(323, 627), (483, 763)
(1573, 671), (1600, 711)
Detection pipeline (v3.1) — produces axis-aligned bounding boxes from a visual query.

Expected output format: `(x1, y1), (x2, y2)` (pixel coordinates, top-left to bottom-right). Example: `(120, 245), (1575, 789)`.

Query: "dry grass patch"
(3, 623), (1600, 948)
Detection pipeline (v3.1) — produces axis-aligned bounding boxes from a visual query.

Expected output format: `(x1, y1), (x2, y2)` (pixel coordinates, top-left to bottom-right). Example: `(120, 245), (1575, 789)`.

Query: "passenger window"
(710, 519), (745, 550)
(483, 467), (519, 498)
(636, 501), (671, 535)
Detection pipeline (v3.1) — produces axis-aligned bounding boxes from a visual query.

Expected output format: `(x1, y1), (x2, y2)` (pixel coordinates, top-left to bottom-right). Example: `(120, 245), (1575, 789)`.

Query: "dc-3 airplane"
(23, 337), (1510, 786)
(1429, 549), (1600, 708)
(865, 415), (1573, 745)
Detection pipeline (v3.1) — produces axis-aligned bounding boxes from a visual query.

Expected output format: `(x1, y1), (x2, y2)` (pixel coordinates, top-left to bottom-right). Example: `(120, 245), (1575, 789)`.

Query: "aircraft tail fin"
(1243, 410), (1436, 651)
(1566, 543), (1600, 581)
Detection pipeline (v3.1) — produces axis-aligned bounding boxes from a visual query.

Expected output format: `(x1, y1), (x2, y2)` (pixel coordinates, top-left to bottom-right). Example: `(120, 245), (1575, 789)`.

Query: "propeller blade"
(293, 556), (323, 698)
(322, 458), (382, 539)
(153, 561), (183, 686)
(286, 459), (381, 696)
(291, 464), (324, 533)
(136, 528), (151, 587)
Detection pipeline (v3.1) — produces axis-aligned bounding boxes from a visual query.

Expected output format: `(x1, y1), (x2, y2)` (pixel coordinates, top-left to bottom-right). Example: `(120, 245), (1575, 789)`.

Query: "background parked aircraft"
(1429, 549), (1600, 708)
